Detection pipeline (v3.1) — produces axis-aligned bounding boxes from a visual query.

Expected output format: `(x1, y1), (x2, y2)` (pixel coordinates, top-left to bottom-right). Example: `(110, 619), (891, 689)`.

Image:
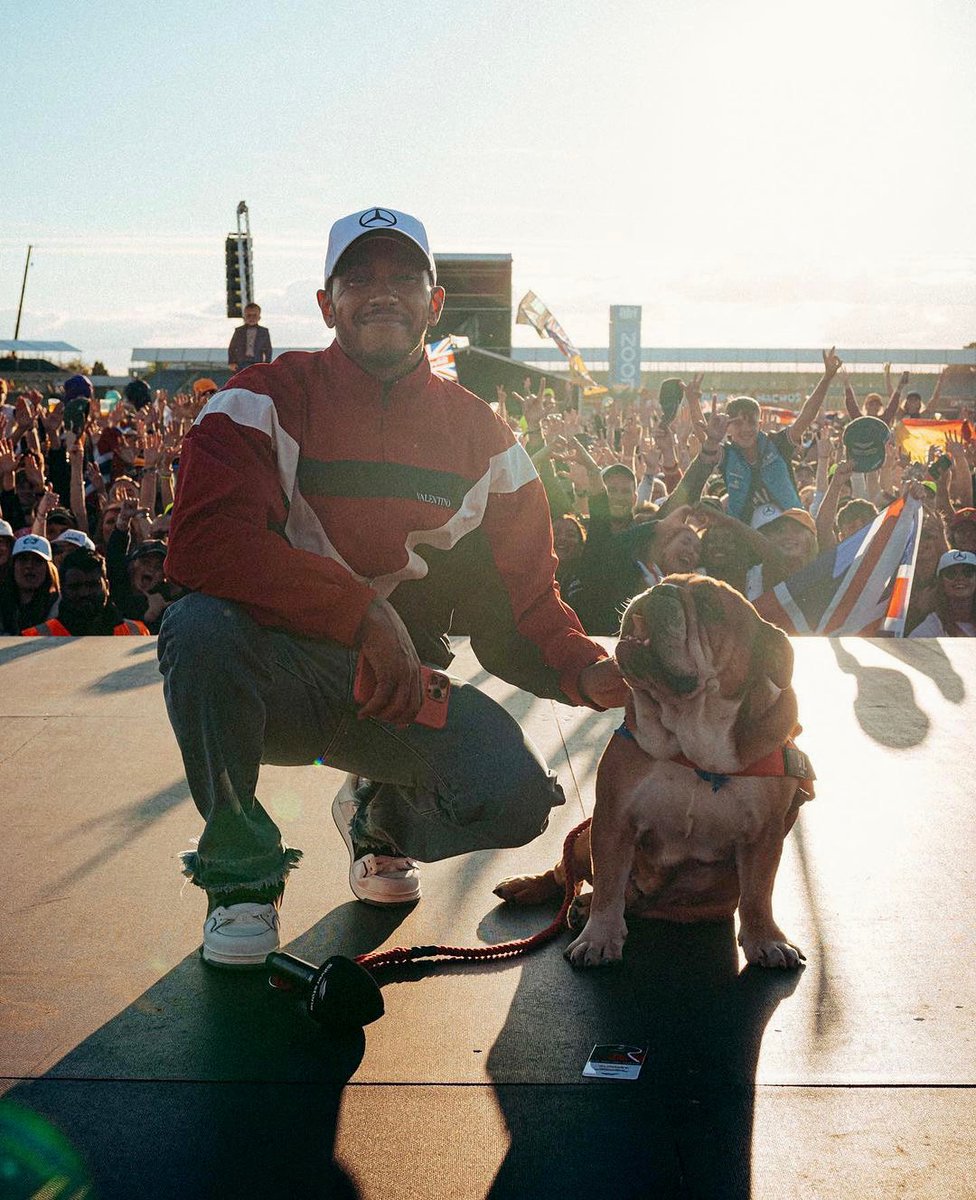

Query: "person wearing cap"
(51, 528), (96, 571)
(702, 504), (819, 601)
(904, 506), (951, 634)
(228, 303), (273, 373)
(40, 506), (77, 544)
(722, 348), (842, 526)
(23, 548), (149, 636)
(908, 550), (976, 637)
(124, 539), (181, 633)
(159, 204), (626, 968)
(945, 507), (976, 555)
(0, 517), (15, 573)
(192, 378), (219, 402)
(0, 535), (61, 634)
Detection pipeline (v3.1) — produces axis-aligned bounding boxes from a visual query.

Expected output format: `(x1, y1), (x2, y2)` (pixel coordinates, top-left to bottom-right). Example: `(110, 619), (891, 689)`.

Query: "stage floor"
(1, 634), (973, 1199)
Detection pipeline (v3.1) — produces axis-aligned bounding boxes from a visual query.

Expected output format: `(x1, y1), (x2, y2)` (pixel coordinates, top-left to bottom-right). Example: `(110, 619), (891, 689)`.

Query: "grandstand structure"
(129, 344), (976, 410)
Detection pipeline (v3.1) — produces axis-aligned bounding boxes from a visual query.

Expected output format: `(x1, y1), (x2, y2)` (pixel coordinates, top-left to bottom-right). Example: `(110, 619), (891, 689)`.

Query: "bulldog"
(495, 574), (813, 970)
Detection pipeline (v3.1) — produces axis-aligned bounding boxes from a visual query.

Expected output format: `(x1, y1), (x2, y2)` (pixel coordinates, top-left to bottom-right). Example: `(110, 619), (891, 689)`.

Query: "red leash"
(266, 819), (593, 1029)
(355, 817), (591, 972)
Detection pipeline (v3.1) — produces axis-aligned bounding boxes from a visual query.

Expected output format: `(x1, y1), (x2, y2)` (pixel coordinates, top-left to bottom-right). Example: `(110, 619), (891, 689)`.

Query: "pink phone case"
(353, 656), (451, 729)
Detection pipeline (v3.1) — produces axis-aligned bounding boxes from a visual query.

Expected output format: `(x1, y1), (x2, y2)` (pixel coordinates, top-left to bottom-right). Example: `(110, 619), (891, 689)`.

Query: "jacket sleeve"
(227, 328), (242, 366)
(474, 440), (609, 706)
(164, 409), (376, 644)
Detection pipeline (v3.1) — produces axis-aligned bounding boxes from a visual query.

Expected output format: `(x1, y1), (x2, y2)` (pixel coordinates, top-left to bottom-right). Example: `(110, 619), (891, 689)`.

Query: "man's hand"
(513, 378), (546, 432)
(35, 485), (59, 520)
(116, 496), (140, 534)
(0, 437), (16, 478)
(822, 346), (842, 378)
(143, 591), (170, 624)
(620, 414), (642, 459)
(20, 452), (45, 490)
(833, 457), (856, 484)
(355, 597), (423, 725)
(41, 401), (64, 439)
(700, 396), (728, 450)
(578, 657), (629, 709)
(142, 431), (163, 469)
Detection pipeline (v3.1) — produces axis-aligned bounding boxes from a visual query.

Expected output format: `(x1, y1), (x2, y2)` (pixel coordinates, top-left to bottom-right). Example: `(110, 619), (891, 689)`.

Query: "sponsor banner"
(609, 305), (642, 389)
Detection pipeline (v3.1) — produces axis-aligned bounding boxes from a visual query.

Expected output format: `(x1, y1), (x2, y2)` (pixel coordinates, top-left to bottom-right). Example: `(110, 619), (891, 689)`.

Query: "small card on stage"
(582, 1044), (647, 1080)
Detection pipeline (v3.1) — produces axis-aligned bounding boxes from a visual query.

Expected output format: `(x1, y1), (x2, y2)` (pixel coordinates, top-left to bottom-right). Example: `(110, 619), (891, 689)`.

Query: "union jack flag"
(754, 495), (923, 636)
(425, 336), (459, 381)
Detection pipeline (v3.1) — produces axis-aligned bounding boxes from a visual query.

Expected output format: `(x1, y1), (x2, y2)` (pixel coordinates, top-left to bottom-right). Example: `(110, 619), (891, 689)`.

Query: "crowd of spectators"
(1, 351), (974, 639)
(503, 351), (976, 639)
(0, 373), (215, 636)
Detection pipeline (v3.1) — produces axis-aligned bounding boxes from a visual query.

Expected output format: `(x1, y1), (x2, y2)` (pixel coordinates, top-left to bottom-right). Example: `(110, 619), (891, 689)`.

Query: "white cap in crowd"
(54, 529), (96, 551)
(937, 549), (976, 573)
(324, 207), (435, 285)
(12, 534), (52, 561)
(751, 504), (785, 530)
(0, 519), (14, 539)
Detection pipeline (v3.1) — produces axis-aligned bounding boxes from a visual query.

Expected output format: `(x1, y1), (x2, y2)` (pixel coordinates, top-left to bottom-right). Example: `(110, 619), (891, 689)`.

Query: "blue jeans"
(157, 593), (565, 899)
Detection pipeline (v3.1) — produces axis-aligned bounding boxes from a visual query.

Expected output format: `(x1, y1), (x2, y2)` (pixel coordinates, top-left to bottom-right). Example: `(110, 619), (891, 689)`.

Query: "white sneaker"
(202, 902), (280, 967)
(332, 776), (421, 906)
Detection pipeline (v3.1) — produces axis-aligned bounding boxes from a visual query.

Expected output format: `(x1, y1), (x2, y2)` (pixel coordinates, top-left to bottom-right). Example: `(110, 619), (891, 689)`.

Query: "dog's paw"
(567, 892), (592, 933)
(564, 918), (627, 968)
(493, 870), (562, 906)
(739, 928), (806, 970)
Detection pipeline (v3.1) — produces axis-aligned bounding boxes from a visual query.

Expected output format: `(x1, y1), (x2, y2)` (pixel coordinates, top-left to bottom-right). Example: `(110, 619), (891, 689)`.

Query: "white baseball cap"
(12, 534), (52, 561)
(0, 519), (14, 539)
(54, 529), (96, 551)
(937, 549), (976, 573)
(324, 207), (436, 285)
(751, 503), (785, 531)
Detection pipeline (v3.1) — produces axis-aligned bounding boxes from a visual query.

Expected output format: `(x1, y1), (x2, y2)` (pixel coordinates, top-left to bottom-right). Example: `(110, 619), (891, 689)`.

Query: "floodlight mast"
(236, 202), (253, 310)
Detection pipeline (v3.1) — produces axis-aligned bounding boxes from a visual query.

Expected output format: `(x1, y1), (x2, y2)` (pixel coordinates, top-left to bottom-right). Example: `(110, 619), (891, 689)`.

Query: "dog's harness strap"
(692, 768), (731, 793)
(614, 723), (815, 795)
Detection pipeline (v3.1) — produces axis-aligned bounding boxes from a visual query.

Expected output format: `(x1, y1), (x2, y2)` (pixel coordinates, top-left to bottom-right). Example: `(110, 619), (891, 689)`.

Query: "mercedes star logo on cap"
(359, 207), (398, 229)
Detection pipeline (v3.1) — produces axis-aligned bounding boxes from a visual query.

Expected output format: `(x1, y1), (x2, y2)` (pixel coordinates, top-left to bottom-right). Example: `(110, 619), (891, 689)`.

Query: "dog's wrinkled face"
(615, 574), (796, 772)
(617, 574), (792, 700)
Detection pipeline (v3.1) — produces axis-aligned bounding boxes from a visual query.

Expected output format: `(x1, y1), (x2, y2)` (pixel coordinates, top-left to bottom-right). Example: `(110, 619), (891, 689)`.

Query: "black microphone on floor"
(266, 952), (384, 1029)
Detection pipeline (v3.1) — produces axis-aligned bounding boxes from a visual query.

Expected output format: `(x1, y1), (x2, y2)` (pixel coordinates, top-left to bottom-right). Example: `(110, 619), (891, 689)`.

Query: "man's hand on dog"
(579, 658), (629, 709)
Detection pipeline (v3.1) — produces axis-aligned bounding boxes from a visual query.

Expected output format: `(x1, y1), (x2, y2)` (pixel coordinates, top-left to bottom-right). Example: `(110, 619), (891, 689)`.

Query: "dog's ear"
(756, 619), (793, 690)
(619, 590), (652, 639)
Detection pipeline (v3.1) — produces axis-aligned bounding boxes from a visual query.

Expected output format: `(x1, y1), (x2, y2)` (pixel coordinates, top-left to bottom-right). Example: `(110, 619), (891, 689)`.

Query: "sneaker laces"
(360, 852), (419, 877)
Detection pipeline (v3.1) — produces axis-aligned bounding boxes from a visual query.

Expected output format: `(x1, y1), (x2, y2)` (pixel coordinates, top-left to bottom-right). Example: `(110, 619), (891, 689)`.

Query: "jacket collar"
(325, 339), (433, 403)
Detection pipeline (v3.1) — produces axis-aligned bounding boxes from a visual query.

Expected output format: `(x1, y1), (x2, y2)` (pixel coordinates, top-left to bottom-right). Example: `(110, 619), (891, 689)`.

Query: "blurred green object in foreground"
(0, 1100), (92, 1199)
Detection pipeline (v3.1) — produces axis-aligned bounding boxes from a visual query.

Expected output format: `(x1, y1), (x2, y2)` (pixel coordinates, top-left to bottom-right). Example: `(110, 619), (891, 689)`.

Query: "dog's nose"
(646, 585), (698, 695)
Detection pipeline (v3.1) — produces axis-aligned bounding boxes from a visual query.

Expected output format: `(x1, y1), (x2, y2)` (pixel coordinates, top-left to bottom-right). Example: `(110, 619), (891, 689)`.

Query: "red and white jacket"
(165, 342), (607, 705)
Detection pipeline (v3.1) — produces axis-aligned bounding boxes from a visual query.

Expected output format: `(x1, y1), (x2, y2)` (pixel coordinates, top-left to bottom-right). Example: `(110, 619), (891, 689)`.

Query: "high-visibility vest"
(22, 617), (150, 637)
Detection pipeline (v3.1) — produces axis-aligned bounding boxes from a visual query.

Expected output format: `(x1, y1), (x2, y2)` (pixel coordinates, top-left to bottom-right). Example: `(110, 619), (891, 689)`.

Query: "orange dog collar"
(614, 724), (815, 796)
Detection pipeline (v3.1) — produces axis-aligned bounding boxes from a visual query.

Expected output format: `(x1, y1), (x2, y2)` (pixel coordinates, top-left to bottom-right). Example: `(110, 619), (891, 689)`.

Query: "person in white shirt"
(908, 550), (976, 637)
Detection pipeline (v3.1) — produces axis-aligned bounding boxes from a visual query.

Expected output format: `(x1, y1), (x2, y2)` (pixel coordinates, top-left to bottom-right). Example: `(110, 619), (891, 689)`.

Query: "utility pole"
(13, 244), (32, 342)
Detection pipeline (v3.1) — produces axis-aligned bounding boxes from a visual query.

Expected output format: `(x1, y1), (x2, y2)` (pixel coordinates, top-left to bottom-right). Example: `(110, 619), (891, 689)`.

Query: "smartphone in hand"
(353, 655), (451, 729)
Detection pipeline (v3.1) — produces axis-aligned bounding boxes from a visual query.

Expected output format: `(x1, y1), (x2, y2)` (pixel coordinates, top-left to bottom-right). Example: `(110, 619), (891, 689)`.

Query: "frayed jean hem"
(179, 846), (303, 895)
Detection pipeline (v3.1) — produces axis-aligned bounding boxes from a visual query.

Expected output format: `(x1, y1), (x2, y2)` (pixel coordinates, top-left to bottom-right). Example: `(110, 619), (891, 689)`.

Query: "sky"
(1, 0), (974, 374)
